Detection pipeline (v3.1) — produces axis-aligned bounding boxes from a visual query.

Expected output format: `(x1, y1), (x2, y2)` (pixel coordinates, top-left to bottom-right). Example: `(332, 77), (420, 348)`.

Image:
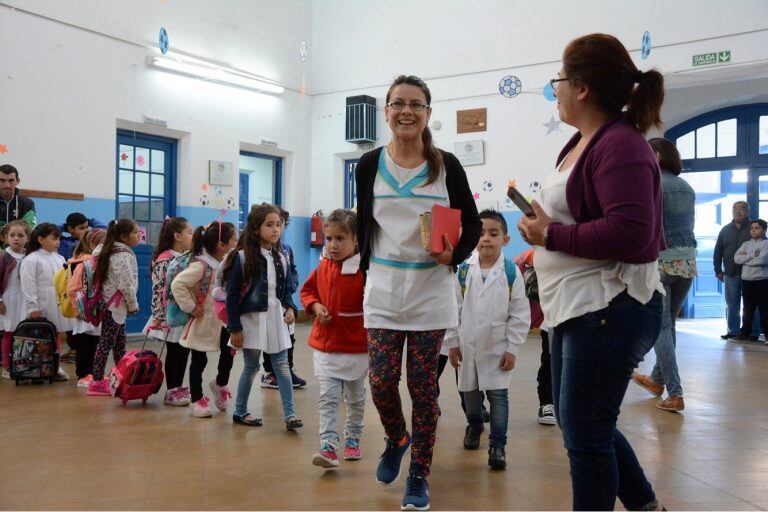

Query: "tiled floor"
(2, 319), (767, 510)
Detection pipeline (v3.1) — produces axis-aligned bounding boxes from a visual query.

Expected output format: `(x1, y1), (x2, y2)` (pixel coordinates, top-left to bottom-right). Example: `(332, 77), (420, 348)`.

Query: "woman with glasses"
(355, 75), (481, 511)
(519, 34), (667, 510)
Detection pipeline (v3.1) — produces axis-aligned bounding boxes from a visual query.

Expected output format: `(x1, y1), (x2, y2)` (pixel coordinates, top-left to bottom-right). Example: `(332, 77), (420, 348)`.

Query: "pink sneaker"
(343, 438), (362, 460)
(209, 380), (232, 411)
(312, 442), (339, 468)
(86, 379), (112, 396)
(164, 387), (191, 406)
(179, 387), (191, 402)
(77, 375), (94, 389)
(190, 397), (213, 418)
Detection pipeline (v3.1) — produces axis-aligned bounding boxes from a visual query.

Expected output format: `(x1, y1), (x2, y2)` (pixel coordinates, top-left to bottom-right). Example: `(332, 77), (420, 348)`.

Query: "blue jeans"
(551, 291), (661, 511)
(464, 388), (509, 448)
(724, 274), (760, 336)
(235, 349), (295, 419)
(650, 272), (690, 397)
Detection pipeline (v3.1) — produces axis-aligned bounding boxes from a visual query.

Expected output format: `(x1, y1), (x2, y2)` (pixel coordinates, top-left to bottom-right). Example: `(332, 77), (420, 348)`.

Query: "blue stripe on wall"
(34, 197), (115, 226)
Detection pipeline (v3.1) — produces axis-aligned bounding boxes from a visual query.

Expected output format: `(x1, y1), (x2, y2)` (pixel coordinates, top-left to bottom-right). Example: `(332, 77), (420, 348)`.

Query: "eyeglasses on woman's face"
(386, 101), (430, 112)
(549, 77), (569, 89)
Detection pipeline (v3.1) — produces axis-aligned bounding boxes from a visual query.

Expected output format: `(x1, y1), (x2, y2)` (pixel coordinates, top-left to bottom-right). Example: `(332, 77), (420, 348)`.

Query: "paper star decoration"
(473, 192), (480, 200)
(543, 116), (562, 135)
(120, 152), (128, 161)
(0, 144), (7, 154)
(220, 209), (227, 216)
(201, 183), (209, 191)
(136, 155), (146, 167)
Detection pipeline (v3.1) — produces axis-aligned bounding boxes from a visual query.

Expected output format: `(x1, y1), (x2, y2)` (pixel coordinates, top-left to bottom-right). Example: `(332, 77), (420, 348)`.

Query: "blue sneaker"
(401, 474), (430, 511)
(376, 431), (411, 484)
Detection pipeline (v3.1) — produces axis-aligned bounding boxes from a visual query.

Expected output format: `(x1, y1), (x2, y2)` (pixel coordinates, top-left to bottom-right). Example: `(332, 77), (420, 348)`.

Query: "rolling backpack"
(10, 319), (59, 384)
(164, 252), (214, 328)
(109, 333), (165, 405)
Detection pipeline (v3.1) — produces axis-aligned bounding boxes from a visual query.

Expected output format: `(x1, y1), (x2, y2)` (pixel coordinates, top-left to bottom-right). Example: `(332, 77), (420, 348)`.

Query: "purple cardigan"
(545, 118), (666, 264)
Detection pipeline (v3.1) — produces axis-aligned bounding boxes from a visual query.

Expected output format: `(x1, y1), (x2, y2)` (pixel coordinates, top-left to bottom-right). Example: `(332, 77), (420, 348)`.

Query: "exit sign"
(692, 50), (732, 67)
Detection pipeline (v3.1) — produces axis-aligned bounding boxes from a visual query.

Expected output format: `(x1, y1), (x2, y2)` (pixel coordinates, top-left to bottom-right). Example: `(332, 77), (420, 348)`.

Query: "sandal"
(233, 413), (263, 427)
(285, 416), (303, 430)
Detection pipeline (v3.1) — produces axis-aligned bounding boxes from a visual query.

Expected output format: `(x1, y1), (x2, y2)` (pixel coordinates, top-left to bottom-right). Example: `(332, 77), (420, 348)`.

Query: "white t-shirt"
(534, 165), (661, 328)
(363, 149), (457, 331)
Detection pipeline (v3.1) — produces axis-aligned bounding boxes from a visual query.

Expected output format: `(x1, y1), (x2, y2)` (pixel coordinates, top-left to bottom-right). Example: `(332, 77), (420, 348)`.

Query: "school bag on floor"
(109, 333), (165, 405)
(77, 248), (131, 327)
(54, 264), (78, 318)
(10, 319), (59, 384)
(164, 251), (214, 327)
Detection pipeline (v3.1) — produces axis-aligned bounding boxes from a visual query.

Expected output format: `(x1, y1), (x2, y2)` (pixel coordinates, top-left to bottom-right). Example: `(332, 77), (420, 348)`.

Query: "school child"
(261, 207), (306, 389)
(301, 209), (367, 468)
(58, 212), (107, 263)
(86, 219), (141, 396)
(733, 219), (768, 343)
(221, 204), (302, 429)
(1, 220), (29, 379)
(66, 228), (107, 387)
(20, 222), (73, 381)
(445, 209), (530, 469)
(145, 217), (194, 405)
(172, 221), (237, 417)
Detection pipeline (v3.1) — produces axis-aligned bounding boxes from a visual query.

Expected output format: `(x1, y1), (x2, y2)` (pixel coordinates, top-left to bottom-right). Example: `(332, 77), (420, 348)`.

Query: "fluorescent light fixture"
(147, 56), (284, 95)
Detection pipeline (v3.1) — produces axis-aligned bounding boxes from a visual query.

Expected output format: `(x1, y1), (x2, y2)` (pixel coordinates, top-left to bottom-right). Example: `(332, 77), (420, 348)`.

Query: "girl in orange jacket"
(300, 209), (367, 469)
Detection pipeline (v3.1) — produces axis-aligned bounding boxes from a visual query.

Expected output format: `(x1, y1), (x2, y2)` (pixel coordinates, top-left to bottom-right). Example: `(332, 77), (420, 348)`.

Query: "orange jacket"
(300, 254), (367, 354)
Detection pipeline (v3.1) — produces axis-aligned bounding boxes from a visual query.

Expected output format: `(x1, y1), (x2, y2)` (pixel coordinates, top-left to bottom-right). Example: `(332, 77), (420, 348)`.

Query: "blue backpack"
(164, 252), (214, 328)
(456, 257), (516, 298)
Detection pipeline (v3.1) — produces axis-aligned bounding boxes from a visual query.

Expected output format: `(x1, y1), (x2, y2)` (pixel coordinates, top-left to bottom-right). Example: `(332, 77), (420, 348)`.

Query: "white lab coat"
(443, 253), (530, 392)
(19, 249), (73, 332)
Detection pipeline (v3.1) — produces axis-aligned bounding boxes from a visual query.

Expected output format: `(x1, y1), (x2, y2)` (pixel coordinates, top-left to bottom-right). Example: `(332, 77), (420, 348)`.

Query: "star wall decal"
(543, 116), (562, 135)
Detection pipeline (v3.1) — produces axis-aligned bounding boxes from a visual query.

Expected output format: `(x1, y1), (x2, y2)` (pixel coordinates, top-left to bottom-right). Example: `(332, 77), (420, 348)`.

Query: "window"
(676, 131), (695, 159)
(116, 131), (176, 245)
(717, 119), (737, 157)
(696, 123), (716, 158)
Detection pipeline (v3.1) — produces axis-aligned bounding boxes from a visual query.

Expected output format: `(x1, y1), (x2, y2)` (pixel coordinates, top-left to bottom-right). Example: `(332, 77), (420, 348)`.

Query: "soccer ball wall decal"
(499, 75), (522, 98)
(199, 194), (210, 207)
(482, 180), (494, 193)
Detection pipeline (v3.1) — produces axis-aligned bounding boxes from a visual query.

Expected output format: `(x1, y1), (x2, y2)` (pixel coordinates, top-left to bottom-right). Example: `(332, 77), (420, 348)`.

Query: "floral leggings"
(92, 311), (126, 380)
(368, 328), (445, 478)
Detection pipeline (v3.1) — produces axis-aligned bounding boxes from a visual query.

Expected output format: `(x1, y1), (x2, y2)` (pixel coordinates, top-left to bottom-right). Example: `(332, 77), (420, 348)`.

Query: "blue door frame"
(239, 151), (283, 206)
(116, 130), (177, 333)
(666, 103), (768, 318)
(239, 172), (249, 230)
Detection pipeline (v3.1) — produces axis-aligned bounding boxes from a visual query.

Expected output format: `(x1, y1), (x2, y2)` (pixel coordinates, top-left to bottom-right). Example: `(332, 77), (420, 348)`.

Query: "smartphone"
(507, 186), (535, 217)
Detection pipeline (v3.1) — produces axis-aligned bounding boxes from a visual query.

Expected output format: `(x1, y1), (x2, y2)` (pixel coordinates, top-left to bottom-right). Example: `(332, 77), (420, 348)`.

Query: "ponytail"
(191, 221), (236, 257)
(191, 226), (206, 256)
(151, 216), (189, 269)
(93, 218), (136, 285)
(626, 69), (664, 134)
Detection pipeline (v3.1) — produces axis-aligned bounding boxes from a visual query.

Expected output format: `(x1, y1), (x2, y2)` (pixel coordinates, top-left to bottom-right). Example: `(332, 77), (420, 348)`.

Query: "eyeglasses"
(549, 77), (569, 89)
(387, 101), (430, 112)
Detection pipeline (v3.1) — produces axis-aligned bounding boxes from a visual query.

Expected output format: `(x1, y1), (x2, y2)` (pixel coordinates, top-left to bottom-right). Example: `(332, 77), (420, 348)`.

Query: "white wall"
(308, 0), (768, 215)
(0, 5), (314, 217)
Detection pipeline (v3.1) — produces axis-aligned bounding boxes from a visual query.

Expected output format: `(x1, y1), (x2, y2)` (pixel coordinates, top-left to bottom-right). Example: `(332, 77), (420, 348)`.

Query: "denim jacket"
(659, 170), (696, 262)
(225, 248), (298, 333)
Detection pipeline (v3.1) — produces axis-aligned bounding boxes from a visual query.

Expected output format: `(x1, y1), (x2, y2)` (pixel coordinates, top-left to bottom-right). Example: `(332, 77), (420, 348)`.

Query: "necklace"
(388, 145), (415, 185)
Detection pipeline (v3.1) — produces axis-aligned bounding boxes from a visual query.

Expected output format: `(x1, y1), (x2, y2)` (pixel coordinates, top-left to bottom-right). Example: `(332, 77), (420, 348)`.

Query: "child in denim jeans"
(301, 209), (367, 468)
(444, 210), (530, 469)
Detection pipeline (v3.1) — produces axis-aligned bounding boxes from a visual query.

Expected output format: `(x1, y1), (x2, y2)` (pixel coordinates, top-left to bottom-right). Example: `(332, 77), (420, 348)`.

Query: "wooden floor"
(2, 319), (768, 511)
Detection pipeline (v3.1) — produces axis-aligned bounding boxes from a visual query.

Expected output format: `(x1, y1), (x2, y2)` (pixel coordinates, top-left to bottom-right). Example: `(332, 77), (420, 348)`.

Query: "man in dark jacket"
(714, 201), (759, 339)
(0, 164), (36, 230)
(58, 212), (107, 261)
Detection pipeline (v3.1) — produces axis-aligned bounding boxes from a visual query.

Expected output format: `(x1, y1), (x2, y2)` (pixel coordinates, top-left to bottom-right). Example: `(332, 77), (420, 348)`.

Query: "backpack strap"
(503, 258), (517, 288)
(456, 262), (470, 297)
(156, 250), (175, 263)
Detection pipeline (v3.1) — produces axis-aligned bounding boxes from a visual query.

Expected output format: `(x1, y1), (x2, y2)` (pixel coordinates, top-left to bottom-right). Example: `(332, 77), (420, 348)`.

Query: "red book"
(429, 204), (461, 254)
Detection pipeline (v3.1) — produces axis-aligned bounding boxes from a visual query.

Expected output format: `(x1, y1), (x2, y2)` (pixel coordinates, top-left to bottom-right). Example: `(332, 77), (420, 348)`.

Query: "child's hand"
(499, 352), (516, 372)
(190, 305), (203, 318)
(28, 310), (41, 320)
(0, 302), (6, 316)
(150, 318), (163, 329)
(312, 303), (331, 324)
(448, 347), (462, 369)
(230, 331), (244, 348)
(284, 309), (295, 325)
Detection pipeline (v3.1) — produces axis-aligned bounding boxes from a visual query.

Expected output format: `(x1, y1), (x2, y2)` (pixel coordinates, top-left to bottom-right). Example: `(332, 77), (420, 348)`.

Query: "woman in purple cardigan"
(519, 34), (666, 511)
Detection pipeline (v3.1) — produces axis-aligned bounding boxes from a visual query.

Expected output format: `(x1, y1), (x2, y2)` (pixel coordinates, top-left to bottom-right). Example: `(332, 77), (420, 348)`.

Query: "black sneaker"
(488, 445), (506, 470)
(720, 333), (737, 340)
(291, 371), (307, 388)
(538, 404), (556, 425)
(463, 424), (483, 450)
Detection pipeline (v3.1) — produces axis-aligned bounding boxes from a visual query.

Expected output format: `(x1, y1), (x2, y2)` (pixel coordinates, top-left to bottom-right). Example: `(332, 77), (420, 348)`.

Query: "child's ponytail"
(93, 218), (136, 285)
(151, 216), (189, 268)
(191, 221), (236, 257)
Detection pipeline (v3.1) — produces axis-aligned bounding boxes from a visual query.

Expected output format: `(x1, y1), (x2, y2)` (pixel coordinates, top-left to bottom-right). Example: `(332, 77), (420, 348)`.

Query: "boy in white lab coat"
(444, 209), (530, 470)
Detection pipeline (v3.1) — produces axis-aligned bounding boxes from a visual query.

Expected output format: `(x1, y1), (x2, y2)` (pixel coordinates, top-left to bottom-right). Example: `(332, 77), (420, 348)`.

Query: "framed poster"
(457, 108), (487, 133)
(209, 160), (234, 186)
(454, 140), (485, 166)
